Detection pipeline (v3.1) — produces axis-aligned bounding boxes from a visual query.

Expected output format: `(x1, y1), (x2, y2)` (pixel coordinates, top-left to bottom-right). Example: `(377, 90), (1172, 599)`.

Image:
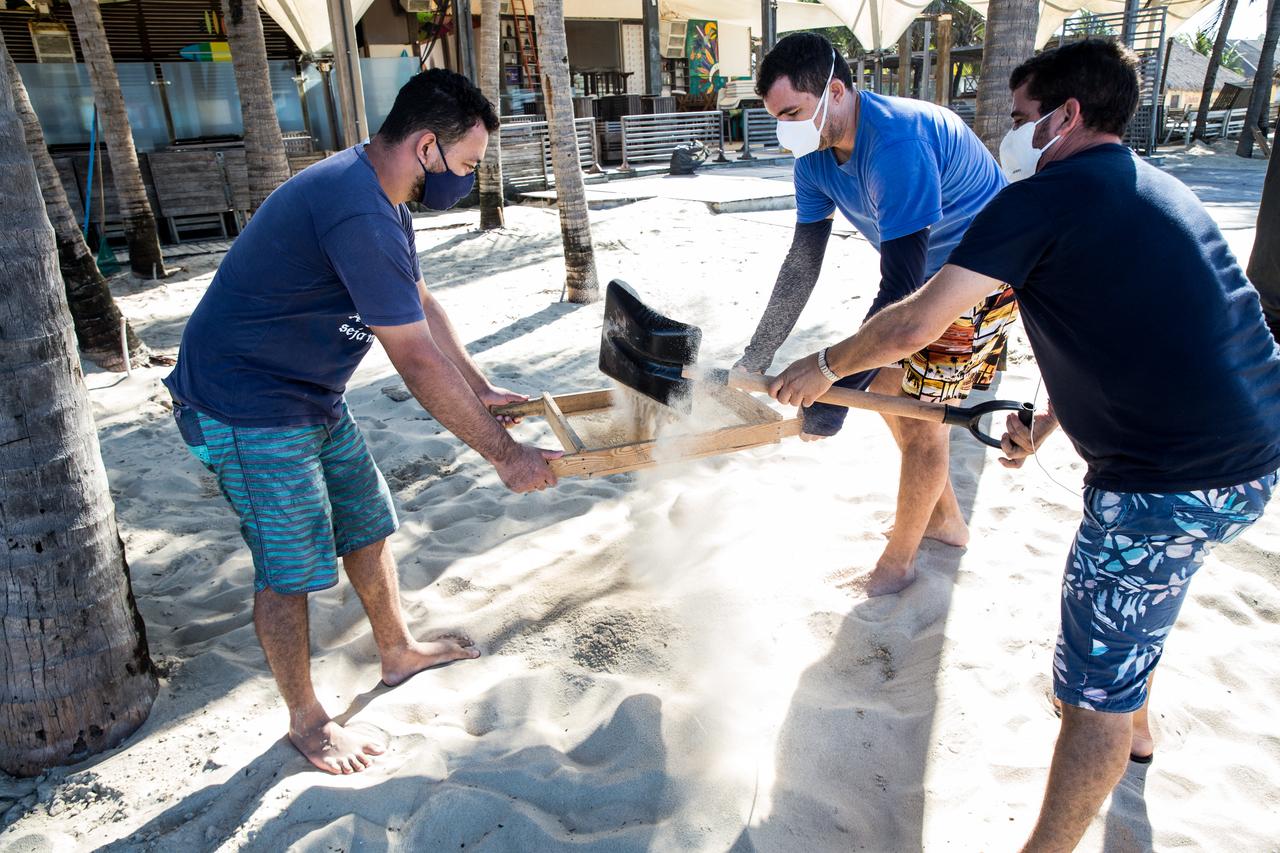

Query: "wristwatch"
(817, 347), (840, 382)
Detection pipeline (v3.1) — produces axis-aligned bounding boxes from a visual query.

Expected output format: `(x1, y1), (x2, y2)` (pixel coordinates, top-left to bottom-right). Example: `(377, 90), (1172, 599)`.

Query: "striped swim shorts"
(900, 284), (1019, 402)
(172, 400), (398, 594)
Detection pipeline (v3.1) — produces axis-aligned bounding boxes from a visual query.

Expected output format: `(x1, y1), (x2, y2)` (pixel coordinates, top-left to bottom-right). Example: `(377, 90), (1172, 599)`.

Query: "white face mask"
(998, 107), (1062, 182)
(775, 50), (836, 159)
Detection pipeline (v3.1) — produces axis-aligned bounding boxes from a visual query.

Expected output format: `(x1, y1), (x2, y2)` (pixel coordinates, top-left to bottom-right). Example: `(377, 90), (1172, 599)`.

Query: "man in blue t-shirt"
(164, 69), (562, 776)
(737, 33), (1012, 597)
(769, 40), (1279, 850)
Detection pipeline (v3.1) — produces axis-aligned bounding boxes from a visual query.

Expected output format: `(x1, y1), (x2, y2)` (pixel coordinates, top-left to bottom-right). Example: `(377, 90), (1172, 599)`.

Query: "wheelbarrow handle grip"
(941, 400), (1036, 449)
(702, 368), (1034, 450)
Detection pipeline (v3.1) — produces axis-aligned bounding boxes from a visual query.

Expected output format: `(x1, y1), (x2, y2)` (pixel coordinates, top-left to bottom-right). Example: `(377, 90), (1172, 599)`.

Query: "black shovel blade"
(599, 280), (702, 413)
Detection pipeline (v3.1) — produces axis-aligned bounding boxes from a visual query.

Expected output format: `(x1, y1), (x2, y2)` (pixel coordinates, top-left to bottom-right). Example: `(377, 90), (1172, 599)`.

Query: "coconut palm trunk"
(5, 42), (147, 370)
(532, 0), (597, 303)
(221, 0), (291, 209)
(1236, 0), (1279, 158)
(477, 0), (505, 229)
(67, 0), (167, 278)
(1193, 0), (1240, 140)
(1250, 122), (1280, 341)
(0, 33), (157, 779)
(972, 0), (1039, 156)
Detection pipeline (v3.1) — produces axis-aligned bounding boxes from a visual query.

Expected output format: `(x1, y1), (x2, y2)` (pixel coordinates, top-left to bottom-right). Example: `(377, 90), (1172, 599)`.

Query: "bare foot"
(864, 561), (917, 596)
(799, 431), (833, 443)
(882, 516), (970, 548)
(289, 717), (386, 775)
(381, 635), (480, 687)
(829, 562), (918, 597)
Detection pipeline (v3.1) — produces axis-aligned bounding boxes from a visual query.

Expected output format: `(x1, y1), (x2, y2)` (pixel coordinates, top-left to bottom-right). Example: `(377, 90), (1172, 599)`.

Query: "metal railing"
(499, 117), (597, 189)
(1060, 8), (1167, 154)
(738, 108), (781, 160)
(619, 110), (724, 169)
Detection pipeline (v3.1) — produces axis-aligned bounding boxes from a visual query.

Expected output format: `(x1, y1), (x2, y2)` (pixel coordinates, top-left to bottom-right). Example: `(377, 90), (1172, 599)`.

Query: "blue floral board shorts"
(172, 400), (398, 595)
(1055, 470), (1277, 713)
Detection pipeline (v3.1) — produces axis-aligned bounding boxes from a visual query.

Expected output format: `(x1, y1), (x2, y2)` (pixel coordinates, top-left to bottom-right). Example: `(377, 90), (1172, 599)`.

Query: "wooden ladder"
(510, 0), (540, 88)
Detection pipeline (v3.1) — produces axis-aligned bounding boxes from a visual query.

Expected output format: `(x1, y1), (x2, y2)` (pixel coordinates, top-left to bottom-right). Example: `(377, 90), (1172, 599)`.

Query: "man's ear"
(416, 129), (438, 160)
(1059, 97), (1085, 134)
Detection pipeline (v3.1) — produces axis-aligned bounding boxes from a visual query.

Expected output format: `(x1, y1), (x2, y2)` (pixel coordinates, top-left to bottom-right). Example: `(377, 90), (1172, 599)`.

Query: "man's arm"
(800, 226), (931, 437)
(417, 279), (488, 394)
(737, 218), (834, 372)
(373, 320), (559, 492)
(416, 278), (528, 422)
(770, 264), (1001, 407)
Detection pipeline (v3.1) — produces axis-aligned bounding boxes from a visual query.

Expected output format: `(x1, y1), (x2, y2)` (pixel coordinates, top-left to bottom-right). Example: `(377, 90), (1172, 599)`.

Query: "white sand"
(2, 167), (1278, 852)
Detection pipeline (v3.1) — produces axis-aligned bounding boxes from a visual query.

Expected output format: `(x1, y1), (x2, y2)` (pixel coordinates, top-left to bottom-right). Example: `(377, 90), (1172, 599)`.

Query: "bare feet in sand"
(381, 635), (479, 687)
(863, 560), (917, 596)
(829, 560), (917, 597)
(290, 713), (387, 775)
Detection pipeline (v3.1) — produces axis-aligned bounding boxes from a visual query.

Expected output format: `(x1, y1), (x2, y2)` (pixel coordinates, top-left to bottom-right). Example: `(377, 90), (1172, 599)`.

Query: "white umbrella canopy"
(813, 0), (934, 50)
(757, 0), (1218, 52)
(258, 0), (378, 55)
(257, 0), (1216, 59)
(961, 0), (1218, 48)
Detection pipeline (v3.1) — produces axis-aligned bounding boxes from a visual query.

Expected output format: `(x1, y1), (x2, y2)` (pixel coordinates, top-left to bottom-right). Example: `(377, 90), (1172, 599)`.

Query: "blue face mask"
(419, 140), (475, 210)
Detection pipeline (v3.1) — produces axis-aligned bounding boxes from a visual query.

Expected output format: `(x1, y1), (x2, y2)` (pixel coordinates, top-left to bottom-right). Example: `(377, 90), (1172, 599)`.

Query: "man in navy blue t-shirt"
(738, 33), (1013, 597)
(164, 69), (561, 775)
(769, 40), (1279, 849)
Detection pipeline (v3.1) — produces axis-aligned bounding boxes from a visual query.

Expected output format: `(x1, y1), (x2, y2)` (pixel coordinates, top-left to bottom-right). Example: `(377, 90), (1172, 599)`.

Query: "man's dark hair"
(1009, 39), (1139, 136)
(756, 32), (852, 99)
(376, 68), (500, 146)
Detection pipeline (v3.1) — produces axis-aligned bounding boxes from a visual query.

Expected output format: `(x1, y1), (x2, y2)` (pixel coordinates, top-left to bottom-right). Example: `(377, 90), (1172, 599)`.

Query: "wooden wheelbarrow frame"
(495, 384), (802, 479)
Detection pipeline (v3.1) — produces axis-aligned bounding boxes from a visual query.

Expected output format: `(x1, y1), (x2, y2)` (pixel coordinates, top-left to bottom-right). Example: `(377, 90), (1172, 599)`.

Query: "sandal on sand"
(1129, 752), (1153, 765)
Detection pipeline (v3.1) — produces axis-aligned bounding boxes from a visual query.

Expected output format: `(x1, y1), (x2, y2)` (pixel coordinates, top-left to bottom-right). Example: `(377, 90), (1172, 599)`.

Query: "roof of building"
(1164, 38), (1249, 91)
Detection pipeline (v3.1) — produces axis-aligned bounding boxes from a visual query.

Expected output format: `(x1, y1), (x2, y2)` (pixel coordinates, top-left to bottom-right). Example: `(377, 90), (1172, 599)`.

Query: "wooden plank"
(542, 392), (586, 453)
(701, 382), (781, 424)
(492, 389), (612, 418)
(550, 418), (802, 479)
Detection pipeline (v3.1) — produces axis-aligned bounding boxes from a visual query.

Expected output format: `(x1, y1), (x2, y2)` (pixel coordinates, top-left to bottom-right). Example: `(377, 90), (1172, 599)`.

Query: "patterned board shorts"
(172, 400), (398, 595)
(900, 285), (1019, 402)
(1054, 470), (1278, 713)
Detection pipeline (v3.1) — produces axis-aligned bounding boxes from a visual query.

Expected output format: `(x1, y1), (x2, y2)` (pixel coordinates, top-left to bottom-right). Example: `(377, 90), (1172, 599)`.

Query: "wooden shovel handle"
(705, 368), (950, 424)
(699, 368), (1035, 448)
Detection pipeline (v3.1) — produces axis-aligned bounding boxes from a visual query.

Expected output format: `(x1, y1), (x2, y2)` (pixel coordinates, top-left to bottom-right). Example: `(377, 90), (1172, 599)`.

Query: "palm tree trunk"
(1250, 121), (1280, 342)
(973, 0), (1039, 156)
(0, 32), (157, 779)
(221, 0), (290, 210)
(1236, 0), (1279, 158)
(1194, 0), (1240, 140)
(67, 0), (167, 278)
(478, 0), (505, 230)
(532, 0), (598, 303)
(5, 43), (147, 371)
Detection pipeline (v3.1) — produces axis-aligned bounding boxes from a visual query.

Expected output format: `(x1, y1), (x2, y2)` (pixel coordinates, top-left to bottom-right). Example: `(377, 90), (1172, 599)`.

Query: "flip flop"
(1129, 752), (1153, 764)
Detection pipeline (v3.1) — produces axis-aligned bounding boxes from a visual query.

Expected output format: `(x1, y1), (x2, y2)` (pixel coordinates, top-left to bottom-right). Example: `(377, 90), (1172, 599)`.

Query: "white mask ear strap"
(815, 49), (836, 130)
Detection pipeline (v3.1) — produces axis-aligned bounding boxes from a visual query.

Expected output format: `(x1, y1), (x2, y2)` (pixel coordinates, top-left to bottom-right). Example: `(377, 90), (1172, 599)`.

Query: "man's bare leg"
(868, 369), (969, 549)
(862, 369), (965, 596)
(254, 589), (387, 774)
(341, 537), (479, 686)
(1022, 704), (1132, 852)
(1130, 674), (1155, 760)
